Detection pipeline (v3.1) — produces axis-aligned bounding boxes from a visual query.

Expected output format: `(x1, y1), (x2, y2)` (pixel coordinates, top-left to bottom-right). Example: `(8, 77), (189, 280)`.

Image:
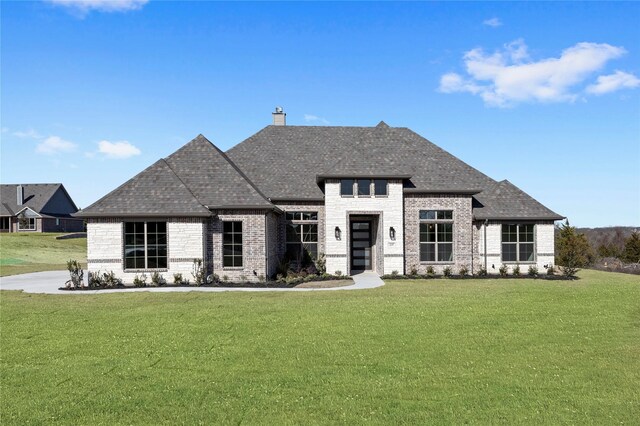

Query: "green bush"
(65, 259), (84, 289)
(133, 274), (147, 287)
(528, 265), (539, 277)
(442, 266), (452, 277)
(512, 265), (521, 277)
(173, 273), (183, 284)
(476, 265), (487, 277)
(150, 272), (165, 286)
(556, 221), (594, 277)
(426, 265), (435, 277)
(499, 264), (509, 277)
(458, 265), (468, 277)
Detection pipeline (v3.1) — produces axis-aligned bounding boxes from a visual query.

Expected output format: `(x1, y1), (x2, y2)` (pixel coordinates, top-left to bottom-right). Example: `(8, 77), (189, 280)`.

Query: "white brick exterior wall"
(324, 179), (404, 275)
(87, 218), (205, 284)
(478, 221), (555, 274)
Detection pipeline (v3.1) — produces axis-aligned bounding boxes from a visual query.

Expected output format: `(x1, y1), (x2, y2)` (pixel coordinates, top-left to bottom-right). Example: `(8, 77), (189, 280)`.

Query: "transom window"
(285, 211), (318, 260)
(340, 179), (388, 197)
(223, 222), (243, 267)
(124, 222), (167, 269)
(18, 217), (36, 231)
(502, 224), (535, 262)
(419, 210), (454, 262)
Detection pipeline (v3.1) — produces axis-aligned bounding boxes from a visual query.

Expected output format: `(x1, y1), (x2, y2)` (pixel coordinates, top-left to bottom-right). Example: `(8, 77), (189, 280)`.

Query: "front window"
(419, 210), (454, 262)
(374, 179), (388, 196)
(18, 216), (36, 231)
(285, 211), (318, 260)
(357, 179), (371, 196)
(502, 224), (535, 262)
(223, 221), (243, 267)
(124, 221), (167, 269)
(340, 179), (354, 196)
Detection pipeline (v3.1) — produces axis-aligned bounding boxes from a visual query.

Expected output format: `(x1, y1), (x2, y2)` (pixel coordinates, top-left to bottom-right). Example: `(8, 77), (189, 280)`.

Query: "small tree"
(556, 220), (594, 277)
(622, 232), (640, 264)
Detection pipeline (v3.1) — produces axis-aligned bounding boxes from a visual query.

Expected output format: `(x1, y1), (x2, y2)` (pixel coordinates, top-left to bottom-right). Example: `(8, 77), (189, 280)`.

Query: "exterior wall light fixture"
(389, 226), (396, 240)
(335, 226), (341, 240)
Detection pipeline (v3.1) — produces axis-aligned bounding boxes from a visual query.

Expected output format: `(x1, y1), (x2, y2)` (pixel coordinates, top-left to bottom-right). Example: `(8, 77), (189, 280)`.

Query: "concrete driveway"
(0, 270), (384, 294)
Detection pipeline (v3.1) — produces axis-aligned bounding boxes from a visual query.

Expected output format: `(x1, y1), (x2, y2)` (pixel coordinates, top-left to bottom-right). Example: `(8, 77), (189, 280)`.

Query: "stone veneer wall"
(208, 210), (269, 282)
(265, 211), (279, 279)
(324, 179), (404, 275)
(86, 217), (205, 283)
(478, 220), (555, 274)
(404, 194), (476, 275)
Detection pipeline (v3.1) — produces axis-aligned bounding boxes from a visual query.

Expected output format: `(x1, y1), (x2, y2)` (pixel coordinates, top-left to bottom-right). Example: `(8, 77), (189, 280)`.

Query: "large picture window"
(502, 224), (535, 262)
(285, 211), (318, 260)
(419, 210), (454, 262)
(18, 217), (36, 231)
(223, 221), (243, 267)
(124, 221), (167, 269)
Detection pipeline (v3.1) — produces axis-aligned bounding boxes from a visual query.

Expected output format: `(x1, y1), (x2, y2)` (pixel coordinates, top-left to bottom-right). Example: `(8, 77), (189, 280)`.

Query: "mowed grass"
(0, 233), (86, 277)
(1, 270), (639, 424)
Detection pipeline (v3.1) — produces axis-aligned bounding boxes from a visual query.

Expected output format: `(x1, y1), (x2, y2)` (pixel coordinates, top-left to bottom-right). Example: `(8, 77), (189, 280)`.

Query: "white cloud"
(97, 140), (141, 159)
(586, 70), (640, 95)
(483, 17), (502, 28)
(36, 136), (78, 155)
(304, 114), (330, 125)
(13, 128), (43, 139)
(47, 0), (148, 14)
(439, 39), (635, 107)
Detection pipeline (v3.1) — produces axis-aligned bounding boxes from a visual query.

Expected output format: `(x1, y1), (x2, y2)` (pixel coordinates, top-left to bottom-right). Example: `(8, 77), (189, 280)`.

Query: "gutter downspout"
(484, 219), (488, 272)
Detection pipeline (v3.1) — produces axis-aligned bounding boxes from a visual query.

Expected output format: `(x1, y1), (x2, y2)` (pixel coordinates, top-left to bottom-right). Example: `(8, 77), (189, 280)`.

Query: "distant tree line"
(555, 222), (640, 276)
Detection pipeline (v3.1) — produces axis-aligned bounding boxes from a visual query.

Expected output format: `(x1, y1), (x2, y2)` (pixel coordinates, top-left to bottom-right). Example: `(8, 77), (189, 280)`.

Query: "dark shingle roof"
(164, 135), (272, 209)
(1, 184), (75, 217)
(75, 159), (211, 217)
(473, 180), (564, 220)
(76, 135), (273, 218)
(226, 125), (561, 220)
(226, 125), (495, 199)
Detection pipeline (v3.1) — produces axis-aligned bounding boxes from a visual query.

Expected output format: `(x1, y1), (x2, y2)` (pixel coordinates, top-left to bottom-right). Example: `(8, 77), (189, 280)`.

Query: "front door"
(351, 221), (372, 271)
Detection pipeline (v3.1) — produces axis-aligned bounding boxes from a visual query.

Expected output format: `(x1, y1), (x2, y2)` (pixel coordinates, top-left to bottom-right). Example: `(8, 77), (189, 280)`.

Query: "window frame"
(123, 221), (168, 271)
(285, 211), (319, 261)
(17, 217), (36, 231)
(374, 179), (388, 197)
(419, 210), (454, 263)
(501, 223), (536, 263)
(223, 221), (243, 268)
(340, 179), (355, 197)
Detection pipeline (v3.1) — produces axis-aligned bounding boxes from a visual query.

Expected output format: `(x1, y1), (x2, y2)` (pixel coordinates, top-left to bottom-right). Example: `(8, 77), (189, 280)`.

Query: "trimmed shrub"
(150, 272), (165, 286)
(458, 265), (469, 277)
(133, 274), (147, 287)
(499, 264), (509, 277)
(442, 266), (452, 278)
(528, 265), (539, 277)
(512, 265), (521, 277)
(476, 264), (487, 277)
(66, 260), (84, 289)
(173, 273), (183, 285)
(426, 265), (435, 277)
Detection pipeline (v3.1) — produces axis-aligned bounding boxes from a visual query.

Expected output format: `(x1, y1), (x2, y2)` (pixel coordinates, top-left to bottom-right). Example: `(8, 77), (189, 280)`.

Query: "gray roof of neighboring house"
(76, 135), (273, 218)
(473, 180), (564, 221)
(1, 183), (78, 217)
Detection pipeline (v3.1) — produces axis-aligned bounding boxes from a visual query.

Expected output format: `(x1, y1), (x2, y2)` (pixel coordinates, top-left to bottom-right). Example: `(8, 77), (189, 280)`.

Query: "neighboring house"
(1, 184), (85, 233)
(76, 108), (563, 282)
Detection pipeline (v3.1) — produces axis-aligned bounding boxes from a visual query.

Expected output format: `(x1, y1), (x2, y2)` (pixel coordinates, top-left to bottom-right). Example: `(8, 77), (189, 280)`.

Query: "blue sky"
(1, 1), (639, 227)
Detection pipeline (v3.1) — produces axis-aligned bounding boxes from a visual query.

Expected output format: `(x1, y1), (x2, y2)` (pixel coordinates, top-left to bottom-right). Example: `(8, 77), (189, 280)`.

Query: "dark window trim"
(501, 223), (536, 263)
(123, 221), (168, 271)
(419, 210), (454, 263)
(223, 221), (243, 268)
(285, 211), (319, 260)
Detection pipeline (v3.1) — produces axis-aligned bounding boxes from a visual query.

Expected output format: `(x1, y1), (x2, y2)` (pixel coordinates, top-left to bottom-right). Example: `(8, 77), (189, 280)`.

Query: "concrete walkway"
(0, 270), (384, 295)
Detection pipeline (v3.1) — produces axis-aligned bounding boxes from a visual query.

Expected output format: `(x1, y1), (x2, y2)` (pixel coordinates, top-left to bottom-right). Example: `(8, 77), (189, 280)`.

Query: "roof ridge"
(159, 158), (207, 208)
(200, 135), (274, 205)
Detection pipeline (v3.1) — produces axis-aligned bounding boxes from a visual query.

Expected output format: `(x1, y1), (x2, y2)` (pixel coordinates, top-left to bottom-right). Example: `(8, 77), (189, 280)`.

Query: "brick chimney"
(17, 185), (24, 206)
(272, 106), (286, 126)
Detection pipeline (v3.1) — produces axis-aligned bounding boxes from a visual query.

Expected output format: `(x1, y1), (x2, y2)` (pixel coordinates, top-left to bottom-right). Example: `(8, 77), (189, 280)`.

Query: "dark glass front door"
(351, 221), (372, 271)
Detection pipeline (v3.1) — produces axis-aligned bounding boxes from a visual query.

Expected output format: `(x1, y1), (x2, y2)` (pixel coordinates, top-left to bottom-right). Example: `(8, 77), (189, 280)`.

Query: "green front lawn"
(1, 270), (638, 424)
(0, 233), (86, 276)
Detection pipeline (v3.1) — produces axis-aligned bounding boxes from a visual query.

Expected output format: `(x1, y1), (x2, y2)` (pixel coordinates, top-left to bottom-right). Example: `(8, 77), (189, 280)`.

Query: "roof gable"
(165, 134), (273, 209)
(75, 159), (211, 217)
